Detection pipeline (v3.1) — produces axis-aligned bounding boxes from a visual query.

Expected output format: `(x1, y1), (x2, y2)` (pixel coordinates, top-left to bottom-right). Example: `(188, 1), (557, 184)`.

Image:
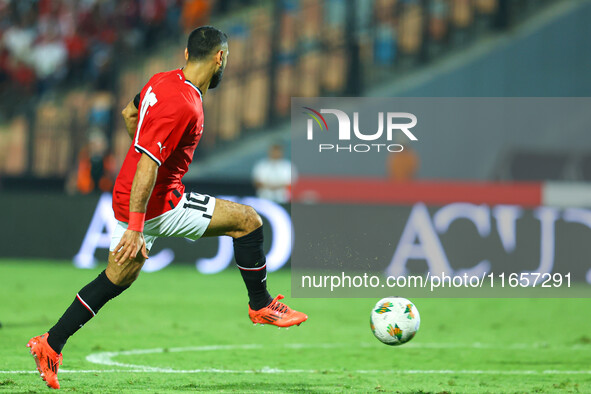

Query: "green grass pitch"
(0, 260), (590, 393)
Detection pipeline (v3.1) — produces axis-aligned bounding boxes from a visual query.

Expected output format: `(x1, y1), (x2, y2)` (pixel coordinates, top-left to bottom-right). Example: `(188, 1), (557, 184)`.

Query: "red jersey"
(113, 69), (204, 222)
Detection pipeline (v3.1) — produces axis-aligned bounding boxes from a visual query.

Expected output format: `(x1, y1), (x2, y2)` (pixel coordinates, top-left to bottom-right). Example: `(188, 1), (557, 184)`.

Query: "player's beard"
(209, 65), (225, 89)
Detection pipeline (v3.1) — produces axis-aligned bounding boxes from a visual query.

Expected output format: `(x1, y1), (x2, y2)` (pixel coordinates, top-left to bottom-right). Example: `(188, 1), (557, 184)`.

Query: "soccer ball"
(370, 297), (420, 346)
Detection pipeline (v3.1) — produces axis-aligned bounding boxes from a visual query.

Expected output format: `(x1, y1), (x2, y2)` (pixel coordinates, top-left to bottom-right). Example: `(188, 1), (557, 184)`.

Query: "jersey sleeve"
(134, 93), (191, 166)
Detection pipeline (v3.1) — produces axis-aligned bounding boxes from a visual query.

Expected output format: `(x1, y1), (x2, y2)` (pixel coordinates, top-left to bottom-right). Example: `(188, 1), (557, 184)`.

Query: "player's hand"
(112, 229), (149, 265)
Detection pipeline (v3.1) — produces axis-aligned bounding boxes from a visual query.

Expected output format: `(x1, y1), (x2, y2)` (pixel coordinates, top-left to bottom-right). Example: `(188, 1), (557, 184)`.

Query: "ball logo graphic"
(387, 324), (403, 341)
(404, 304), (415, 319)
(375, 302), (393, 314)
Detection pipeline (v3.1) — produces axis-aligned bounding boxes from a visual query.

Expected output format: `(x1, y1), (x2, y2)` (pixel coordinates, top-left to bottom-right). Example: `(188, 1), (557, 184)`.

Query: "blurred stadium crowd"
(0, 0), (551, 193)
(0, 0), (256, 114)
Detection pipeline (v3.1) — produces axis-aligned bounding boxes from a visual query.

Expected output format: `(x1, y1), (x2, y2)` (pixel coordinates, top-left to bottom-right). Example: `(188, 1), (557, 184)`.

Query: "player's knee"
(106, 268), (134, 287)
(106, 256), (145, 287)
(114, 269), (141, 287)
(232, 205), (262, 238)
(244, 205), (263, 232)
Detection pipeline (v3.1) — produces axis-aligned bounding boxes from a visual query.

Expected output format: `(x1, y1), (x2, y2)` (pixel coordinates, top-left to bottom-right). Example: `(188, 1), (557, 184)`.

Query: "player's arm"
(121, 93), (141, 140)
(112, 153), (158, 265)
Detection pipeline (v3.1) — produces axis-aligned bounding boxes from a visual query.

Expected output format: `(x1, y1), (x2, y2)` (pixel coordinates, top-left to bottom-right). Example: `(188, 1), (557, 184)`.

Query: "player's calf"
(233, 223), (272, 310)
(44, 268), (131, 354)
(203, 199), (272, 309)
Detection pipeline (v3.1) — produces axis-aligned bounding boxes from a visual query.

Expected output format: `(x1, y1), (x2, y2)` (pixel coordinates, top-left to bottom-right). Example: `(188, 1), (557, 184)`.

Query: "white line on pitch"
(2, 369), (591, 375)
(78, 342), (591, 376)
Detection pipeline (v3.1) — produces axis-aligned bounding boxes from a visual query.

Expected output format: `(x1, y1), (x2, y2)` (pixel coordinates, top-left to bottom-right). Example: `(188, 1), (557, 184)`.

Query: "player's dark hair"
(187, 26), (228, 61)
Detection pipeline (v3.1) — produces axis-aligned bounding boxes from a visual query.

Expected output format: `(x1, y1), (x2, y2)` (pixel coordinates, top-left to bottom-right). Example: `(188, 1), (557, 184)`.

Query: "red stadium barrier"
(294, 177), (544, 207)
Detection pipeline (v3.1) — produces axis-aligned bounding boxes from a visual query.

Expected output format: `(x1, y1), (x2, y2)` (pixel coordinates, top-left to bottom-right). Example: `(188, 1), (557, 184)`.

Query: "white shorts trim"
(110, 192), (216, 252)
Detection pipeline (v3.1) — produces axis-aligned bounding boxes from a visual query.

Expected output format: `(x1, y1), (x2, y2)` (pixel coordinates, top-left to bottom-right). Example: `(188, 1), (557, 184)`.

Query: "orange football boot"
(26, 333), (63, 389)
(249, 294), (308, 327)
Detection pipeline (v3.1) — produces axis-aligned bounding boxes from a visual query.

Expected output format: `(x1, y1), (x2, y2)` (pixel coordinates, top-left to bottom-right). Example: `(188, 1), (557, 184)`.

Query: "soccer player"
(26, 26), (307, 390)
